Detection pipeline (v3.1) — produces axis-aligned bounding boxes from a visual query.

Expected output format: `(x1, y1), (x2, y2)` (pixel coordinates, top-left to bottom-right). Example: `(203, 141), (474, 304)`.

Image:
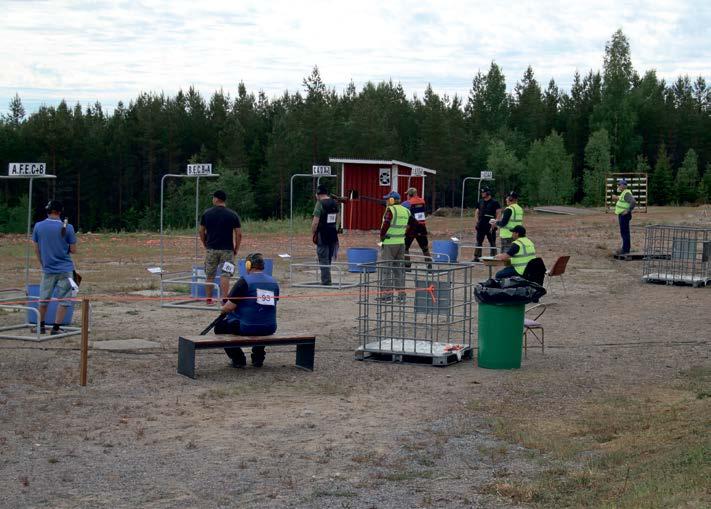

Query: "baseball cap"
(511, 225), (526, 236)
(507, 191), (519, 199)
(481, 186), (491, 194)
(45, 200), (63, 213)
(383, 191), (401, 201)
(317, 184), (329, 195)
(407, 187), (417, 197)
(617, 178), (628, 186)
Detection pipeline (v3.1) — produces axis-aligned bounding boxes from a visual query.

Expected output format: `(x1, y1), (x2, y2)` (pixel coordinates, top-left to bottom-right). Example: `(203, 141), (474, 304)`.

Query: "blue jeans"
(618, 213), (632, 253)
(495, 266), (518, 279)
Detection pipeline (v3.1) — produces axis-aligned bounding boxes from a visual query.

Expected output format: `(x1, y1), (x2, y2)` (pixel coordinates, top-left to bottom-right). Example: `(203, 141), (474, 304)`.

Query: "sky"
(1, 0), (709, 115)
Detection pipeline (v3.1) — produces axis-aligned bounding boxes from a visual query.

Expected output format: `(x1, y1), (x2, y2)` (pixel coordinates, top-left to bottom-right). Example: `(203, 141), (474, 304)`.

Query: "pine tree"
(675, 148), (699, 203)
(583, 129), (611, 206)
(700, 163), (711, 203)
(651, 144), (674, 205)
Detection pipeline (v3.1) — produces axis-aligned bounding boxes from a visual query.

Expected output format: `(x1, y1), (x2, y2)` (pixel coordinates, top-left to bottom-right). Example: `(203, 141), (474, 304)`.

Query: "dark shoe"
(471, 257), (481, 263)
(231, 358), (246, 368)
(252, 360), (264, 368)
(50, 327), (66, 336)
(31, 326), (46, 334)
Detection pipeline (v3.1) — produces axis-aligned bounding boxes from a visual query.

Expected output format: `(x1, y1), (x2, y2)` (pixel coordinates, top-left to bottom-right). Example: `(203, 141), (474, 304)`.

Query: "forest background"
(1, 30), (709, 233)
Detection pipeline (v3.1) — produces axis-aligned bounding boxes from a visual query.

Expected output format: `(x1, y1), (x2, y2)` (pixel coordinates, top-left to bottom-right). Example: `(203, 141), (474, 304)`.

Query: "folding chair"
(545, 256), (570, 295)
(523, 303), (546, 356)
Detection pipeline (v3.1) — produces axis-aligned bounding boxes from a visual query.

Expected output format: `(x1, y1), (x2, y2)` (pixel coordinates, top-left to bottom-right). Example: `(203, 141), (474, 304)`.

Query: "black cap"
(481, 186), (491, 194)
(213, 190), (227, 201)
(45, 200), (63, 213)
(317, 184), (329, 195)
(507, 191), (519, 199)
(511, 225), (526, 236)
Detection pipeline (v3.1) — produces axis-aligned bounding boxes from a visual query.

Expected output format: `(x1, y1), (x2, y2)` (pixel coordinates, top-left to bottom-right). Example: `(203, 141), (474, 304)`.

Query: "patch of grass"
(485, 385), (711, 508)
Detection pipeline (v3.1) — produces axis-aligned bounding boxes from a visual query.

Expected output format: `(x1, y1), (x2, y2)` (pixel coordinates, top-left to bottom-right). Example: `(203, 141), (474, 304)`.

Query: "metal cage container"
(356, 260), (475, 366)
(642, 225), (711, 287)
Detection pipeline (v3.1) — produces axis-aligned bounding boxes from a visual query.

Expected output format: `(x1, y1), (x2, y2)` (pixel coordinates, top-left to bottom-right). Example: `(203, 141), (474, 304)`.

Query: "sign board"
(379, 168), (391, 186)
(312, 165), (331, 176)
(480, 170), (493, 179)
(411, 167), (425, 177)
(187, 163), (212, 176)
(8, 162), (46, 176)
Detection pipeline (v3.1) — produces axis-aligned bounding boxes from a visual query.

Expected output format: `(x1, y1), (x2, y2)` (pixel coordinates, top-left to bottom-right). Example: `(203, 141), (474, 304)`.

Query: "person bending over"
(216, 253), (279, 368)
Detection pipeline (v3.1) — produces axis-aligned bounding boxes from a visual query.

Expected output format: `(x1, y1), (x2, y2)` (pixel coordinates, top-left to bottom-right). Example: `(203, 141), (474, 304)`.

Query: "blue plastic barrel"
(238, 258), (274, 278)
(190, 265), (221, 298)
(347, 247), (378, 273)
(431, 240), (459, 263)
(26, 284), (75, 325)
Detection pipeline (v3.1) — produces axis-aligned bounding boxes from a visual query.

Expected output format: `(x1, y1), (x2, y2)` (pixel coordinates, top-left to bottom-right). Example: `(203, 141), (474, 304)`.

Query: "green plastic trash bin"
(477, 302), (525, 369)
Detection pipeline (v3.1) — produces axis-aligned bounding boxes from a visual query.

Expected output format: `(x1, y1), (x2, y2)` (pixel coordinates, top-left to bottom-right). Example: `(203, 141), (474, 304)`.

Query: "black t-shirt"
(200, 206), (241, 250)
(227, 277), (248, 306)
(477, 198), (501, 226)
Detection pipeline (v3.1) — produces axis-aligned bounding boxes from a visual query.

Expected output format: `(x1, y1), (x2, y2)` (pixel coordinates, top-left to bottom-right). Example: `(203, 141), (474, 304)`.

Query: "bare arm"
(233, 228), (242, 255)
(34, 243), (42, 266)
(311, 216), (320, 234)
(69, 244), (77, 254)
(199, 225), (207, 248)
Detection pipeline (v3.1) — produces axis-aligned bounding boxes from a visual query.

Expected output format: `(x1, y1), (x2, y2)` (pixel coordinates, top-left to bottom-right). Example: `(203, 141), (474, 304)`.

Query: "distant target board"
(379, 168), (391, 186)
(605, 173), (647, 213)
(8, 162), (46, 176)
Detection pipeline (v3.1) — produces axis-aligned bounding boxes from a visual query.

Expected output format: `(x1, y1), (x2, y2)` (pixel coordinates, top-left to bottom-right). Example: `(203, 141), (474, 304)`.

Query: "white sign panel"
(411, 167), (425, 177)
(187, 163), (212, 175)
(480, 170), (493, 179)
(379, 168), (391, 186)
(8, 162), (46, 176)
(312, 165), (332, 175)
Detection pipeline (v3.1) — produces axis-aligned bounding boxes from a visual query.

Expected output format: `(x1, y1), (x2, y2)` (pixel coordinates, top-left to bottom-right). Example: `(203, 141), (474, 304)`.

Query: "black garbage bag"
(475, 276), (547, 305)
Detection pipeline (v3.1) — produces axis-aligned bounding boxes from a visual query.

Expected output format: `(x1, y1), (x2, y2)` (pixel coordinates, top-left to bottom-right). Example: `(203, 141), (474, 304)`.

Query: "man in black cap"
(311, 184), (339, 285)
(472, 186), (500, 261)
(31, 200), (78, 334)
(199, 190), (242, 304)
(493, 225), (536, 279)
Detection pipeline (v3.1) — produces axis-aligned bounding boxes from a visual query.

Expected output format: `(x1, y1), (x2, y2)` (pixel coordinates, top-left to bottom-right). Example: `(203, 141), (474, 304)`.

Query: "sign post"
(459, 171), (495, 240)
(2, 163), (55, 292)
(312, 165), (331, 176)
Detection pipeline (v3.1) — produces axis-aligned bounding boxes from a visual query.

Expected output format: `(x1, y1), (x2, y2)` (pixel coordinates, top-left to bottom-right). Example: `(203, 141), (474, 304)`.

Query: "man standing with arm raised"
(199, 190), (242, 305)
(32, 200), (77, 335)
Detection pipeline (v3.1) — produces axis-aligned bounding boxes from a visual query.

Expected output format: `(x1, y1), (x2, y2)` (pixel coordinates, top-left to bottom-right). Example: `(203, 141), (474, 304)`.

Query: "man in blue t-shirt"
(215, 253), (279, 368)
(31, 200), (77, 335)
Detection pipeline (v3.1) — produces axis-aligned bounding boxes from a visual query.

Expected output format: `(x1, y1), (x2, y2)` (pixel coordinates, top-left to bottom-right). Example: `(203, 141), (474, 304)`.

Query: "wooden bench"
(178, 334), (316, 379)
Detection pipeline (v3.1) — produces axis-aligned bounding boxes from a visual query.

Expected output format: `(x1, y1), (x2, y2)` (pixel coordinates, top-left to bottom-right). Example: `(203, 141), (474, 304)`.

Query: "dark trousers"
(316, 237), (338, 285)
(618, 213), (632, 254)
(214, 320), (266, 365)
(405, 231), (431, 267)
(474, 225), (497, 259)
(495, 266), (518, 279)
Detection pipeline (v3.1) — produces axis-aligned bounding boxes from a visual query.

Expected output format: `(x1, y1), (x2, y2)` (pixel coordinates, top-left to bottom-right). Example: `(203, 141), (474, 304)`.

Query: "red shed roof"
(328, 157), (437, 175)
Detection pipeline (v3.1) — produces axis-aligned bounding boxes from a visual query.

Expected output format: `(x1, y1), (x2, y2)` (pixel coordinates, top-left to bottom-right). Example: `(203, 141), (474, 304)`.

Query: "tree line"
(1, 29), (709, 233)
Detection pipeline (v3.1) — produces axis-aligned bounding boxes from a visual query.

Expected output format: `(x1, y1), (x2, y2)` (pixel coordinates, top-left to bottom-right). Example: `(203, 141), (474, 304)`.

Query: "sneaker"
(31, 326), (46, 334)
(471, 257), (481, 263)
(50, 327), (66, 335)
(231, 358), (246, 368)
(252, 360), (264, 368)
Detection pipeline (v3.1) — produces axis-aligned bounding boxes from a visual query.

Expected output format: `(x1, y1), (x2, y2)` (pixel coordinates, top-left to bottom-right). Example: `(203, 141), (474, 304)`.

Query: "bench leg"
(295, 342), (315, 371)
(178, 337), (196, 379)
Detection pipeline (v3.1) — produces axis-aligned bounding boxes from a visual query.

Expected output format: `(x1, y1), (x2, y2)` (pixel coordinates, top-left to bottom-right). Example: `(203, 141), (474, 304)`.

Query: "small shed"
(329, 158), (437, 230)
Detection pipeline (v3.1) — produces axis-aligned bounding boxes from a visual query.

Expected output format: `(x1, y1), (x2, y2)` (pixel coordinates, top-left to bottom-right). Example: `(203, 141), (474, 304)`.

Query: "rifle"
(200, 313), (226, 335)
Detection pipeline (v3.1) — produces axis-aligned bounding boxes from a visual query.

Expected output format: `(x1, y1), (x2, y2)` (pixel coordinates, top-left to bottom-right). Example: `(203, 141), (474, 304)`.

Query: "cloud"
(0, 0), (709, 114)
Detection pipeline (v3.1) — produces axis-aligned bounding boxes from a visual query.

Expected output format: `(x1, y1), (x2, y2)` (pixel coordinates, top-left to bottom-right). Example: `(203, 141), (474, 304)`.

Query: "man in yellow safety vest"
(611, 178), (636, 255)
(379, 191), (410, 301)
(494, 225), (535, 279)
(491, 191), (524, 253)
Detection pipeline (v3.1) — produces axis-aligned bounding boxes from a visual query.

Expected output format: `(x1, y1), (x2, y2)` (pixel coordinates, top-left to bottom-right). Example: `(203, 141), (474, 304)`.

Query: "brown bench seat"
(178, 333), (316, 379)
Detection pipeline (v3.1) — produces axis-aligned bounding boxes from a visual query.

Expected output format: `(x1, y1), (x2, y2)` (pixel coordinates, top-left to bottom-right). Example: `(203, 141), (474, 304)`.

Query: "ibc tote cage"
(642, 225), (711, 287)
(356, 261), (475, 366)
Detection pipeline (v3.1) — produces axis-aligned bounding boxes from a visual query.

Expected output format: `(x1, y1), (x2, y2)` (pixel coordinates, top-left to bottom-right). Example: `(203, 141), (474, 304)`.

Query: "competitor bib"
(326, 213), (337, 224)
(414, 212), (426, 221)
(256, 288), (275, 306)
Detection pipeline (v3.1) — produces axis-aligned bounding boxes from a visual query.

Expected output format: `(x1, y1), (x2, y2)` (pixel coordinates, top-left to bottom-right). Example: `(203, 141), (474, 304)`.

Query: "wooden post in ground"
(80, 298), (89, 386)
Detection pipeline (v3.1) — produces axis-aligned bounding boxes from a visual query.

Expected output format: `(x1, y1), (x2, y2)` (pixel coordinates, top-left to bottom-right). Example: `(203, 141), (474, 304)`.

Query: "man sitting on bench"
(217, 252), (280, 368)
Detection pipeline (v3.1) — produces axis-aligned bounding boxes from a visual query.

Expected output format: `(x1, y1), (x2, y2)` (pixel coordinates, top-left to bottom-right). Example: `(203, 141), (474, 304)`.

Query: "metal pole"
(160, 174), (167, 273)
(25, 178), (33, 293)
(80, 298), (89, 386)
(459, 176), (477, 237)
(195, 176), (200, 264)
